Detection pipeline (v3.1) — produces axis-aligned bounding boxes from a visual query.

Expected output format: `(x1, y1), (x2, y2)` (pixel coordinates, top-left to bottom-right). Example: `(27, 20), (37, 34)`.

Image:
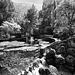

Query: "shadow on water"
(0, 37), (26, 42)
(43, 38), (55, 43)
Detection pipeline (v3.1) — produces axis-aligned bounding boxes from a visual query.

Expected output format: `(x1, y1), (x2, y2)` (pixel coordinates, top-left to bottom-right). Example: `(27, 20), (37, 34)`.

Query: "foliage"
(0, 0), (15, 25)
(20, 18), (30, 35)
(0, 20), (21, 39)
(39, 0), (75, 38)
(0, 50), (36, 73)
(26, 4), (38, 35)
(38, 0), (57, 35)
(17, 4), (38, 37)
(26, 4), (37, 25)
(54, 0), (75, 36)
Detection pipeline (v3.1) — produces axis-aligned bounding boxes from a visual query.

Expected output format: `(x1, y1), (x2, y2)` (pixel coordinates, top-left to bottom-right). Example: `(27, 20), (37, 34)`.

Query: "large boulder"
(70, 39), (75, 48)
(67, 48), (75, 57)
(65, 55), (75, 73)
(66, 55), (75, 67)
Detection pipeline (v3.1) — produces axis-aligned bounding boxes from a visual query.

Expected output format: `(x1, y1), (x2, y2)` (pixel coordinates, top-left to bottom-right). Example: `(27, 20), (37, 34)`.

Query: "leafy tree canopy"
(26, 4), (37, 26)
(0, 0), (15, 25)
(55, 0), (75, 36)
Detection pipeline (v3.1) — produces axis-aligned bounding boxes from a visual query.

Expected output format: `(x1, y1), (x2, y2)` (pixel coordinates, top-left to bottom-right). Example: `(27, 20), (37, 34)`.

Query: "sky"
(12, 0), (43, 10)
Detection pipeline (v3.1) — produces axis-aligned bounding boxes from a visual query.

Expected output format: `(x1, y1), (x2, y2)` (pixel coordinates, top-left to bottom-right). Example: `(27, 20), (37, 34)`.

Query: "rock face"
(49, 37), (75, 73)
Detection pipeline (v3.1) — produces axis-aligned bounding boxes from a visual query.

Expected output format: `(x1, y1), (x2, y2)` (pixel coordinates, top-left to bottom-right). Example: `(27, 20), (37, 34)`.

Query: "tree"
(0, 20), (21, 39)
(26, 4), (37, 35)
(38, 0), (57, 35)
(55, 0), (75, 36)
(20, 18), (30, 35)
(0, 0), (15, 25)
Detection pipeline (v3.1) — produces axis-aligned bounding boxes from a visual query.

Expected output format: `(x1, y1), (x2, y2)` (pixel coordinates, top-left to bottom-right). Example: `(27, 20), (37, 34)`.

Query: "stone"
(67, 48), (75, 57)
(66, 55), (75, 67)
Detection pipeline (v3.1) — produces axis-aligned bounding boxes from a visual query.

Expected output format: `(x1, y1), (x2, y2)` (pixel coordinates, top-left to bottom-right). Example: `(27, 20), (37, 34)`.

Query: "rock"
(55, 57), (65, 66)
(57, 46), (66, 54)
(70, 40), (75, 47)
(67, 48), (75, 57)
(49, 65), (59, 75)
(45, 50), (56, 65)
(66, 55), (75, 67)
(57, 47), (67, 58)
(0, 52), (4, 55)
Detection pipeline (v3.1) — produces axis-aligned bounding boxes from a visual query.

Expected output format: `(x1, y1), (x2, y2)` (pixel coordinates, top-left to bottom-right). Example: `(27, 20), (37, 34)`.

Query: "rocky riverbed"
(0, 38), (75, 75)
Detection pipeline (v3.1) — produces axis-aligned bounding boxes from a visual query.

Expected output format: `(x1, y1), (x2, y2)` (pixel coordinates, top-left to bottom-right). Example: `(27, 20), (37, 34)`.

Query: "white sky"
(12, 0), (43, 10)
